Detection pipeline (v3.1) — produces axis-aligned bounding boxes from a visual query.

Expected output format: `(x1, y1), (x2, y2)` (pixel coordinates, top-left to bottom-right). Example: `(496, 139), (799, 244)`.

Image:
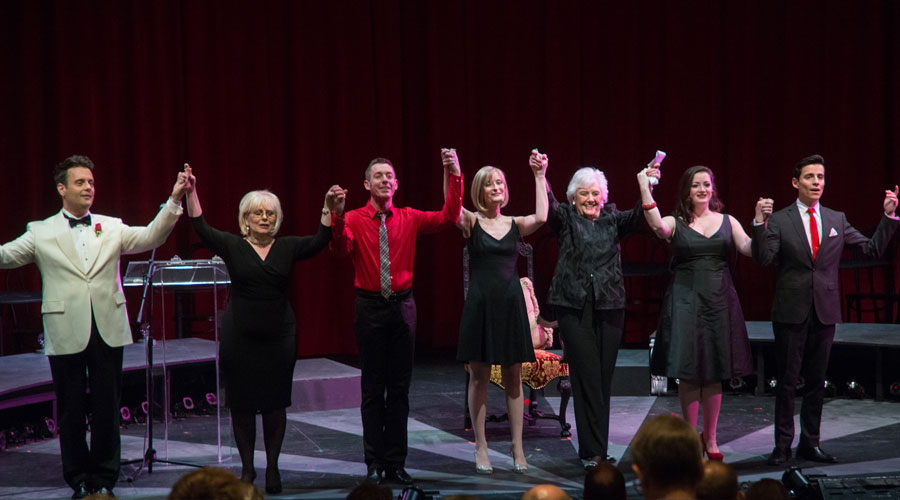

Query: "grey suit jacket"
(751, 203), (898, 325)
(0, 201), (182, 355)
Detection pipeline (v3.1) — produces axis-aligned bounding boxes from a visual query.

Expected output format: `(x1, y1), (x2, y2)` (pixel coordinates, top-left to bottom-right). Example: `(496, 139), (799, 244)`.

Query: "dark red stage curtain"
(1, 1), (897, 356)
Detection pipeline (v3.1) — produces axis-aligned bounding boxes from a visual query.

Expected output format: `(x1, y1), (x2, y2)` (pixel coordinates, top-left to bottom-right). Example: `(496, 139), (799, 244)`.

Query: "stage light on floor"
(651, 375), (667, 395)
(397, 486), (425, 500)
(889, 381), (900, 398)
(729, 377), (744, 390)
(846, 380), (865, 399)
(823, 379), (836, 397)
(768, 378), (778, 389)
(782, 466), (824, 500)
(44, 417), (56, 435)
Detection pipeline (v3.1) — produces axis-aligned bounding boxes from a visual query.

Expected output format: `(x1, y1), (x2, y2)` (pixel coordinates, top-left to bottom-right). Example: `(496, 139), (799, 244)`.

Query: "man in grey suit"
(752, 154), (899, 466)
(0, 155), (190, 498)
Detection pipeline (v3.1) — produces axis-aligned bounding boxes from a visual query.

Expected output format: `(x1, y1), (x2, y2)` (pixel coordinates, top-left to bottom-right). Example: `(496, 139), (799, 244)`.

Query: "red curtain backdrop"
(1, 1), (898, 356)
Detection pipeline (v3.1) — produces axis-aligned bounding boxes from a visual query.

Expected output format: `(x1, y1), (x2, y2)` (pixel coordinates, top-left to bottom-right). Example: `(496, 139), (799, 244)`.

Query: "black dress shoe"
(766, 447), (791, 466)
(584, 455), (617, 470)
(93, 486), (116, 498)
(365, 465), (383, 485)
(71, 482), (91, 500)
(797, 446), (838, 463)
(384, 467), (414, 485)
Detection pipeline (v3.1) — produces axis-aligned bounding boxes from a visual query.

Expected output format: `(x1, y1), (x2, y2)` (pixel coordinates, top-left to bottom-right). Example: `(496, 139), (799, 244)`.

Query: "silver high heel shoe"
(510, 447), (528, 474)
(475, 451), (493, 475)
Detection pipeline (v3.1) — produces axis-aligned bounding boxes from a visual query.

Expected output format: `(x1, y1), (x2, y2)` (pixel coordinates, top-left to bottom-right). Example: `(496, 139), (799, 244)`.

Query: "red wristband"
(642, 202), (657, 211)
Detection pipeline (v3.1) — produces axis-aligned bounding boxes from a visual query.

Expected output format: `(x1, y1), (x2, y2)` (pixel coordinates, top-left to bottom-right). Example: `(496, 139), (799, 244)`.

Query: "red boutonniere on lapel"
(94, 223), (102, 237)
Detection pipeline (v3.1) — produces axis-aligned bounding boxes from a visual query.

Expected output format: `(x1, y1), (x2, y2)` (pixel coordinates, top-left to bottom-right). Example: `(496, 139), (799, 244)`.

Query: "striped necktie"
(378, 213), (391, 298)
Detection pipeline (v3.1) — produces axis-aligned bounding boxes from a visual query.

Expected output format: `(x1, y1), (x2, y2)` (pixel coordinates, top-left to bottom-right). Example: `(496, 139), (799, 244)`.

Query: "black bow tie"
(65, 214), (91, 228)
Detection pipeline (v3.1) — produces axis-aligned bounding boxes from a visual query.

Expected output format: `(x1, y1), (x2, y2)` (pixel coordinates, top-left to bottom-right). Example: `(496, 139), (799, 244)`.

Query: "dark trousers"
(772, 305), (835, 451)
(354, 289), (416, 468)
(48, 320), (124, 490)
(556, 303), (624, 459)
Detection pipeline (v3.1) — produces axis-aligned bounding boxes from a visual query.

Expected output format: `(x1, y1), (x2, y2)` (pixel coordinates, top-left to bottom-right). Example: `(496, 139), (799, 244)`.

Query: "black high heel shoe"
(240, 468), (257, 484)
(266, 467), (282, 494)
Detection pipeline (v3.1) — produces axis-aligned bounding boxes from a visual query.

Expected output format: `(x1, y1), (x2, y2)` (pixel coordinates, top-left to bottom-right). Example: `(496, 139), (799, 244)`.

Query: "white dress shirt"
(62, 209), (93, 271)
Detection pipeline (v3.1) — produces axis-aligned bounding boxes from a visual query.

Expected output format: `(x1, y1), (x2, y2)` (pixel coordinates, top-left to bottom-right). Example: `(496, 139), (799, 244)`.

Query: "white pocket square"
(829, 228), (838, 237)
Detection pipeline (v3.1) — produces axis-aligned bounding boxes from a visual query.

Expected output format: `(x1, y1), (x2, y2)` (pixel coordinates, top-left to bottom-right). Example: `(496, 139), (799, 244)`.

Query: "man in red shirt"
(331, 152), (462, 485)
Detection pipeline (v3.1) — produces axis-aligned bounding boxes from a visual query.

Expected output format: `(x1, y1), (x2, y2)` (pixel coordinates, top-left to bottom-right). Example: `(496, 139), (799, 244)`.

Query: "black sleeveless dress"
(650, 214), (753, 382)
(456, 219), (536, 364)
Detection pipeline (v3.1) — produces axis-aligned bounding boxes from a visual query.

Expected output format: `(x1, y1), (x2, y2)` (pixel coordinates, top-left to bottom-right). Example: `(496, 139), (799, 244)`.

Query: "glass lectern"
(123, 257), (230, 465)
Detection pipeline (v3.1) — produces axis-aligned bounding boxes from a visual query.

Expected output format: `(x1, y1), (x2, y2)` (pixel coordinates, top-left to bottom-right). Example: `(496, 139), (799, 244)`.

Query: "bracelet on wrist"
(642, 202), (657, 211)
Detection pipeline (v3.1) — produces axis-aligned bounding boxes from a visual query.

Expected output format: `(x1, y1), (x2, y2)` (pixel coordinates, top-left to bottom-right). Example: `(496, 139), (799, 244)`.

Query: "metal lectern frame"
(123, 257), (230, 475)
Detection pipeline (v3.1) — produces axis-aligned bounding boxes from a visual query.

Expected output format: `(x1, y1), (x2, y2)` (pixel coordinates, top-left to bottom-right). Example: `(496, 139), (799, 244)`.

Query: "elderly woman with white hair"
(183, 166), (344, 494)
(546, 166), (645, 470)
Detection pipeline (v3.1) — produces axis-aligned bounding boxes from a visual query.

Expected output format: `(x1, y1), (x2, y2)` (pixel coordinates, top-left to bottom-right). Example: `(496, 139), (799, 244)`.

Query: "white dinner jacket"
(0, 201), (182, 355)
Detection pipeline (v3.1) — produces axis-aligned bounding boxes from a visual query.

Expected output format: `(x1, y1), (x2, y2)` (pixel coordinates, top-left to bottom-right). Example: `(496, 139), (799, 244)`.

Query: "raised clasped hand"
(884, 185), (899, 216)
(530, 149), (548, 177)
(172, 164), (194, 200)
(637, 166), (659, 187)
(326, 185), (348, 214)
(756, 197), (774, 222)
(440, 148), (460, 175)
(182, 163), (196, 192)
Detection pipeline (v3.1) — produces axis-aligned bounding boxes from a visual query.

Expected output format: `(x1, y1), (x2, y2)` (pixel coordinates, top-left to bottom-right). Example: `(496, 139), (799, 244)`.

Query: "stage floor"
(1, 351), (899, 499)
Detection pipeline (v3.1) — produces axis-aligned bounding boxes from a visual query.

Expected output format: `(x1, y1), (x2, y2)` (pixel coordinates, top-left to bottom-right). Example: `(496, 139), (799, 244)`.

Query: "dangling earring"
(245, 224), (250, 234)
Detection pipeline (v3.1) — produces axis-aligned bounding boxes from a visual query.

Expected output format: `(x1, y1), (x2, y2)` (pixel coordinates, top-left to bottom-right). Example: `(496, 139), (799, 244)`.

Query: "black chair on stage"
(621, 232), (671, 345)
(841, 236), (900, 323)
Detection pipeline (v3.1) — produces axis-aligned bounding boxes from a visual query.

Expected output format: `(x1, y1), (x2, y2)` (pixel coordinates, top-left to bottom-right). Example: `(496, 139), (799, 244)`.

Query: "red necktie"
(808, 207), (819, 260)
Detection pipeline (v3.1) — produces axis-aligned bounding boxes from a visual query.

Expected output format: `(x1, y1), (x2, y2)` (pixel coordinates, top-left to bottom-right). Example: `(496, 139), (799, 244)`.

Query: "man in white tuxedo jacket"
(0, 155), (190, 498)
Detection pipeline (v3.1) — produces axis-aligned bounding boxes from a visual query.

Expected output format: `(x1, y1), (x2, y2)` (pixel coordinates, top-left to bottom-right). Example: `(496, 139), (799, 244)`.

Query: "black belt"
(356, 287), (413, 303)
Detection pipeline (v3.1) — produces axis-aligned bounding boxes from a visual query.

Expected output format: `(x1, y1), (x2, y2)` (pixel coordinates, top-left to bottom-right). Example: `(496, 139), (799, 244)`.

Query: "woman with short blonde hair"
(448, 148), (548, 475)
(183, 165), (345, 494)
(238, 190), (284, 237)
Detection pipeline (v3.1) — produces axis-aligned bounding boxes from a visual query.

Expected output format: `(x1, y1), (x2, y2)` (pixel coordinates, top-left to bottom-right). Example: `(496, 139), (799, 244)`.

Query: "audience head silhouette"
(745, 478), (790, 500)
(697, 460), (742, 500)
(345, 482), (393, 500)
(583, 462), (626, 500)
(521, 484), (573, 500)
(168, 467), (263, 500)
(629, 414), (704, 500)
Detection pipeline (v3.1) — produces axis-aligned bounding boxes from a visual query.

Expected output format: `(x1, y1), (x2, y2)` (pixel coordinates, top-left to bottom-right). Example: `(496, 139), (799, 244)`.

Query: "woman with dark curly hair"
(638, 165), (760, 461)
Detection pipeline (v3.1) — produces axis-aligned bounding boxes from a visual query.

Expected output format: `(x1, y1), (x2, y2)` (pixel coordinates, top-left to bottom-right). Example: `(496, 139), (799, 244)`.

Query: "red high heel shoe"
(700, 432), (724, 461)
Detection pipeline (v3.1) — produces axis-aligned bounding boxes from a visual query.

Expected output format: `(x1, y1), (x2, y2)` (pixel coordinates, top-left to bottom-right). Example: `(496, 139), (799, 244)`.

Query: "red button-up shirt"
(331, 174), (463, 293)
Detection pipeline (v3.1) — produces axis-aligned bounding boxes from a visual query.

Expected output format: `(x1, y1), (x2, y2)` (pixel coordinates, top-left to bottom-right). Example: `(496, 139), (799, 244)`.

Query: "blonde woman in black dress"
(183, 165), (344, 493)
(452, 149), (548, 475)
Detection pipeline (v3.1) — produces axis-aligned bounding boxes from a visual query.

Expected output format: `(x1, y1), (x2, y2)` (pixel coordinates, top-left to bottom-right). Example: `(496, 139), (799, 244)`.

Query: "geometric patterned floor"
(1, 355), (899, 499)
